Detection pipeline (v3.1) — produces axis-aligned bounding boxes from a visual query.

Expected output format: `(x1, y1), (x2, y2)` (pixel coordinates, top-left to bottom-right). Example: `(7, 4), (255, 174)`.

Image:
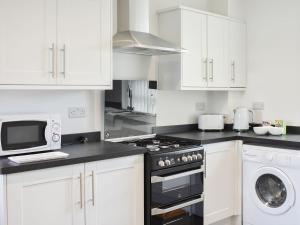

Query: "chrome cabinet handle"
(151, 167), (204, 183)
(209, 58), (214, 81)
(151, 195), (204, 215)
(204, 151), (207, 178)
(203, 58), (208, 81)
(60, 44), (66, 78)
(79, 173), (83, 209)
(92, 171), (95, 206)
(49, 43), (55, 78)
(231, 61), (236, 82)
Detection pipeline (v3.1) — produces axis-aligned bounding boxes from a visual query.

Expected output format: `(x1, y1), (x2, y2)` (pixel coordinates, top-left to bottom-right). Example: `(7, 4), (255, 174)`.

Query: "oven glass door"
(151, 167), (203, 207)
(1, 121), (47, 150)
(151, 197), (203, 225)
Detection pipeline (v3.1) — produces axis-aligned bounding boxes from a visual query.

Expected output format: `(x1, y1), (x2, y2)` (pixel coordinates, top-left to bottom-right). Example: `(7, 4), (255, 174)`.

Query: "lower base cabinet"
(0, 155), (144, 225)
(204, 141), (242, 225)
(85, 156), (144, 225)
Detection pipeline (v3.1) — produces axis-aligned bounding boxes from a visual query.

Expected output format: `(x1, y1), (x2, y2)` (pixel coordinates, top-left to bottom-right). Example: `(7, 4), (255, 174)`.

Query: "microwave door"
(1, 121), (48, 151)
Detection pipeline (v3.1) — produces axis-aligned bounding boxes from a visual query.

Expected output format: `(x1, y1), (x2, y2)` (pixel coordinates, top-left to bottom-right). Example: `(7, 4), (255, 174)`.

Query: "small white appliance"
(198, 114), (224, 131)
(243, 145), (300, 225)
(0, 114), (61, 156)
(233, 107), (252, 131)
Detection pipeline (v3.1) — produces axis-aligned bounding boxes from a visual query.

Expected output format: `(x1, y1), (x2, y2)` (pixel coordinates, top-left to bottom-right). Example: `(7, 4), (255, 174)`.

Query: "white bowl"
(269, 127), (284, 136)
(254, 126), (269, 135)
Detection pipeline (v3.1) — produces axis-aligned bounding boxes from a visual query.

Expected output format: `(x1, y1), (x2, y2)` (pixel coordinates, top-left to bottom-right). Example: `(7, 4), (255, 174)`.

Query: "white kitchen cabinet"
(85, 155), (144, 225)
(204, 141), (242, 225)
(5, 164), (85, 225)
(0, 0), (57, 85)
(207, 16), (229, 88)
(0, 0), (112, 89)
(0, 155), (144, 225)
(158, 7), (246, 91)
(229, 21), (246, 88)
(158, 9), (208, 89)
(57, 0), (112, 86)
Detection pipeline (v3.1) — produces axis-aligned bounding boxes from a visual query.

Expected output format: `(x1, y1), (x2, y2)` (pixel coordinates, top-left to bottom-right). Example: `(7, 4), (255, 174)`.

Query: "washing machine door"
(251, 167), (295, 215)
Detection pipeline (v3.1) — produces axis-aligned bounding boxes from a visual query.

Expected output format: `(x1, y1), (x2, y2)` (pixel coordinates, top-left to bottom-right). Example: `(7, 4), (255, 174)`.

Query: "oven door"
(151, 164), (204, 207)
(151, 195), (204, 225)
(0, 120), (49, 153)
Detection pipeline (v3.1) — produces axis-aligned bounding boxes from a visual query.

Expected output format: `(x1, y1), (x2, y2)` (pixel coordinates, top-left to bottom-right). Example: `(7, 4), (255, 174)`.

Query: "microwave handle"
(44, 123), (51, 144)
(151, 166), (203, 184)
(151, 195), (204, 216)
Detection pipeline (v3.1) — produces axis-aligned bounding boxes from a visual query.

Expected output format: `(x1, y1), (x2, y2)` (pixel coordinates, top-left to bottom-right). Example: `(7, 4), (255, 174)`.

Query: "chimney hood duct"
(113, 0), (185, 56)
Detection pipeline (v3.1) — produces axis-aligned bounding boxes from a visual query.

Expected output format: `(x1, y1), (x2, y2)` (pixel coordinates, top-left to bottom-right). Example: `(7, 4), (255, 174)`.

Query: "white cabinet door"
(85, 155), (144, 225)
(0, 0), (56, 85)
(57, 0), (112, 86)
(6, 164), (85, 225)
(181, 10), (208, 88)
(207, 16), (229, 88)
(229, 21), (246, 88)
(204, 142), (240, 225)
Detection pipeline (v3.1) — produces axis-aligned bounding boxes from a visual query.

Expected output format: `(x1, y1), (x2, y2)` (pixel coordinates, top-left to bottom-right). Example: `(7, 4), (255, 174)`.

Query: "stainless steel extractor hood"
(113, 0), (185, 56)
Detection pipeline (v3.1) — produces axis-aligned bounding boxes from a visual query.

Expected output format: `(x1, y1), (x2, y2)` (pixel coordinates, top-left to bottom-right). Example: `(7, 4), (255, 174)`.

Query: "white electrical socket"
(196, 102), (206, 111)
(68, 107), (86, 118)
(253, 102), (265, 110)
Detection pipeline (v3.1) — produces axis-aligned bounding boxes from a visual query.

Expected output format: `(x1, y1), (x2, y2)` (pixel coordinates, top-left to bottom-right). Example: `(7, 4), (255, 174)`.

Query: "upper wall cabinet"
(229, 20), (246, 88)
(0, 0), (112, 89)
(158, 7), (246, 91)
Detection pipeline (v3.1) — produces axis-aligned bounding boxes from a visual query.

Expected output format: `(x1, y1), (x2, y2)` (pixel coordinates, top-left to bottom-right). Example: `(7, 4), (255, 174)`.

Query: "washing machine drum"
(251, 167), (295, 215)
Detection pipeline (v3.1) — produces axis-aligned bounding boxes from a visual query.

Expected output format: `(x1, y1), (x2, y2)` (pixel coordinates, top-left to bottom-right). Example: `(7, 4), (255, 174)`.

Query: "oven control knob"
(187, 155), (193, 161)
(52, 134), (60, 142)
(165, 159), (171, 166)
(181, 156), (188, 162)
(192, 154), (198, 161)
(197, 153), (203, 160)
(158, 160), (165, 167)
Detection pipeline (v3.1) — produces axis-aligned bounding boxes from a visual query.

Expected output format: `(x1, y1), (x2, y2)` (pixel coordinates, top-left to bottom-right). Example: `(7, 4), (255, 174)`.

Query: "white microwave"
(0, 114), (61, 156)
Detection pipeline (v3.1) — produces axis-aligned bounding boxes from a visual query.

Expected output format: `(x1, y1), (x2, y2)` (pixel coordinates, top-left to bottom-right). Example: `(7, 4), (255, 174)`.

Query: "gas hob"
(121, 135), (201, 153)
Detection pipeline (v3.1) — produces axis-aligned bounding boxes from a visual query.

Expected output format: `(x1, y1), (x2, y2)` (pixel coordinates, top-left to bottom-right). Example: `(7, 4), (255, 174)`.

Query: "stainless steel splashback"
(104, 80), (157, 139)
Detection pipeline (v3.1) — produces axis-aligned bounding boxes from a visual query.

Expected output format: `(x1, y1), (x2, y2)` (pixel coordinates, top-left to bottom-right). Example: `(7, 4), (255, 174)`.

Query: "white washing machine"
(243, 145), (300, 225)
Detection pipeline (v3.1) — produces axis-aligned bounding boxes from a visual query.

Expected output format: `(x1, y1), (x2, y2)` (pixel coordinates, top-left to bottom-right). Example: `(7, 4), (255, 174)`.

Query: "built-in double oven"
(145, 148), (204, 225)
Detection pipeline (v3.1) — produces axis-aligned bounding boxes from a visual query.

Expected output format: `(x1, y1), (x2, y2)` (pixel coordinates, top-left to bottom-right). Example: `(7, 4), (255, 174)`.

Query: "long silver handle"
(49, 43), (55, 78)
(151, 195), (204, 215)
(231, 61), (236, 82)
(92, 171), (95, 206)
(203, 58), (208, 81)
(209, 58), (214, 81)
(204, 151), (207, 178)
(151, 167), (203, 183)
(60, 44), (66, 78)
(79, 173), (83, 209)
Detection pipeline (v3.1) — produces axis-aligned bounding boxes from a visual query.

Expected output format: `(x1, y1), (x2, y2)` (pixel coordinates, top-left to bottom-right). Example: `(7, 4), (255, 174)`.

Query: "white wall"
(0, 90), (102, 134)
(156, 91), (207, 126)
(219, 0), (300, 126)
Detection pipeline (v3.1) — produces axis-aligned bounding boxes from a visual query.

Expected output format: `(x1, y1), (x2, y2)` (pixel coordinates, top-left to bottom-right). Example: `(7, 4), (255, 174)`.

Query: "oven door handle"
(151, 195), (204, 216)
(151, 166), (203, 184)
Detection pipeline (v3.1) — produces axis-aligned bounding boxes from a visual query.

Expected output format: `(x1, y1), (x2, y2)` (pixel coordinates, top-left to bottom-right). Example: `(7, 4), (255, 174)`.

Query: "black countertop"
(0, 141), (147, 174)
(165, 131), (300, 149)
(2, 130), (300, 175)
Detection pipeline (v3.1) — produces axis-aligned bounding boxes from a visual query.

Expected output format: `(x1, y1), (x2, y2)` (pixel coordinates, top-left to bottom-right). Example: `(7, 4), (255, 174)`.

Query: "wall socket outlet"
(68, 107), (86, 118)
(196, 102), (206, 111)
(253, 102), (265, 110)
